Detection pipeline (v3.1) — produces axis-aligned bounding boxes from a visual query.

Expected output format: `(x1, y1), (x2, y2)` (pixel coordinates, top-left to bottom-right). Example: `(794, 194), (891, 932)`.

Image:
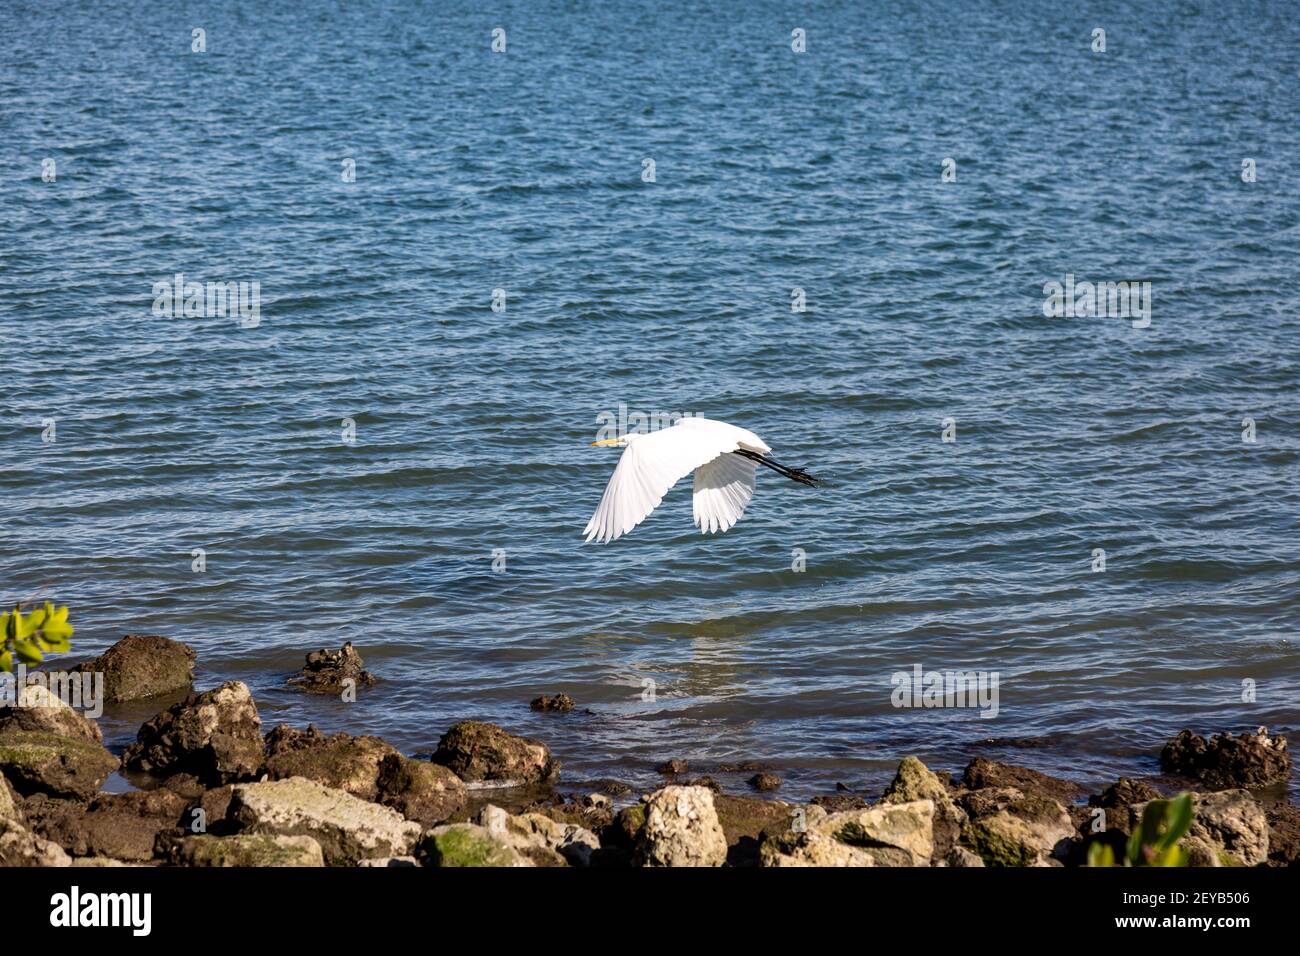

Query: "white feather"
(692, 452), (757, 534)
(584, 417), (770, 543)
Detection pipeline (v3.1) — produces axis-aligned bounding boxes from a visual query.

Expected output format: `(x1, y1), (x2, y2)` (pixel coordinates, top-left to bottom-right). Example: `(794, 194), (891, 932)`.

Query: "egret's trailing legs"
(732, 448), (823, 487)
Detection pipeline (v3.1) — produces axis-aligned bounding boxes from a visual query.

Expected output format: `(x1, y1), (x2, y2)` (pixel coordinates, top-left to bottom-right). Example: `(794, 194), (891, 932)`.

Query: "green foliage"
(1087, 793), (1194, 867)
(0, 602), (74, 673)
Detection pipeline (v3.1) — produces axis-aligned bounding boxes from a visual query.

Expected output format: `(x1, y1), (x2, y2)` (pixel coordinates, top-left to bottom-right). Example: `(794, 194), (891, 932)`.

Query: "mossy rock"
(961, 818), (1038, 868)
(71, 634), (196, 703)
(608, 804), (646, 848)
(376, 754), (465, 827)
(421, 824), (525, 867)
(169, 833), (324, 867)
(0, 730), (118, 799)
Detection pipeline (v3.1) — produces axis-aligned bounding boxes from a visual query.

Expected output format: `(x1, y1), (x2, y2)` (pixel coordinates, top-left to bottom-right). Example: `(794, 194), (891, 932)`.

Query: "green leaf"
(13, 637), (43, 665)
(34, 602), (73, 643)
(1159, 794), (1194, 850)
(2, 599), (73, 668)
(1125, 820), (1146, 865)
(8, 608), (37, 641)
(1087, 842), (1115, 868)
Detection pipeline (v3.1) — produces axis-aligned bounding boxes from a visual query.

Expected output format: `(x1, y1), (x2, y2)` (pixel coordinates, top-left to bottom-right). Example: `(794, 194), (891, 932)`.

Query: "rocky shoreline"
(0, 634), (1294, 868)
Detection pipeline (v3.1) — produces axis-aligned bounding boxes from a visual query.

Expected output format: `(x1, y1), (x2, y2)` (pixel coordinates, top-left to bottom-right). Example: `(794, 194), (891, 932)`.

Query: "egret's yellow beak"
(590, 438), (622, 447)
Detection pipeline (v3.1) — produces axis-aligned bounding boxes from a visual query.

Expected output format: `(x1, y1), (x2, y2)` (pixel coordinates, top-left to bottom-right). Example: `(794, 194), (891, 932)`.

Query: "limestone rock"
(0, 683), (103, 743)
(1264, 803), (1300, 867)
(944, 845), (986, 867)
(959, 787), (1073, 867)
(1185, 790), (1268, 867)
(0, 817), (71, 866)
(228, 776), (422, 865)
(1089, 777), (1163, 814)
(822, 799), (936, 866)
(0, 773), (20, 821)
(882, 757), (966, 859)
(636, 785), (728, 867)
(712, 793), (797, 866)
(358, 855), (418, 867)
(476, 804), (600, 866)
(760, 829), (877, 866)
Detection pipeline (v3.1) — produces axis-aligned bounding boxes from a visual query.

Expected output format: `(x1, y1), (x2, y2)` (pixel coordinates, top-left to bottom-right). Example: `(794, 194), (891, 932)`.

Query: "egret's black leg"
(734, 449), (823, 487)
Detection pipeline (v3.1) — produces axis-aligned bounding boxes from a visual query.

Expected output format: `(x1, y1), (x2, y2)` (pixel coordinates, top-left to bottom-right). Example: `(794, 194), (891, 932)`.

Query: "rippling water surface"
(3, 0), (1298, 800)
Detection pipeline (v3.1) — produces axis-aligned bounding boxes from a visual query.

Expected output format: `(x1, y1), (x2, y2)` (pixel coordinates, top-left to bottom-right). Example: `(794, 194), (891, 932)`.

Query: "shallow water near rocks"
(3, 0), (1298, 802)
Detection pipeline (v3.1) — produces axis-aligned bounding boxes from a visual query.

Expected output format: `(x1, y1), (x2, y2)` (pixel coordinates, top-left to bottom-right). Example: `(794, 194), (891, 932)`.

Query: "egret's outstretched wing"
(584, 425), (741, 543)
(692, 452), (757, 534)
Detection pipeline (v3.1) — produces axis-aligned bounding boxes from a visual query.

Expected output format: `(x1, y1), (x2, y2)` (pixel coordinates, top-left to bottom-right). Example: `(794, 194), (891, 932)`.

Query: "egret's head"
(590, 433), (640, 448)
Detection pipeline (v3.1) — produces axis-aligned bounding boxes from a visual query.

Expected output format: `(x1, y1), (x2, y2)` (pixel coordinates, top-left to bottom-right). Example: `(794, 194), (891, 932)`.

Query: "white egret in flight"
(584, 417), (821, 543)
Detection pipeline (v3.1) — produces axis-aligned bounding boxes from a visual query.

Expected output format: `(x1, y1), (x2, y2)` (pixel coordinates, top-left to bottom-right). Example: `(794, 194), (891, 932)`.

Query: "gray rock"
(229, 776), (422, 865)
(0, 817), (70, 866)
(636, 785), (728, 867)
(944, 845), (986, 867)
(1119, 790), (1268, 867)
(0, 683), (103, 743)
(823, 799), (937, 866)
(882, 757), (966, 859)
(475, 803), (600, 866)
(959, 787), (1074, 867)
(1186, 790), (1268, 867)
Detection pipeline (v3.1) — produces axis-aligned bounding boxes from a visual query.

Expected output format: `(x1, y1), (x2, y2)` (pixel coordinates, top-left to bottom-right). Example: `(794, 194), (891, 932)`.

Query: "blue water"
(2, 0), (1297, 801)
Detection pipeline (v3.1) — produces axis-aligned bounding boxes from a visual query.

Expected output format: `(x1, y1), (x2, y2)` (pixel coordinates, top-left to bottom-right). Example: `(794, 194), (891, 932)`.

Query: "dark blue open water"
(2, 0), (1297, 800)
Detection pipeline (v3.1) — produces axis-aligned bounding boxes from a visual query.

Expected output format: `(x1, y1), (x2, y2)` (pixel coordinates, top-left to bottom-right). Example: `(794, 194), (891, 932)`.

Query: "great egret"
(584, 417), (821, 543)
